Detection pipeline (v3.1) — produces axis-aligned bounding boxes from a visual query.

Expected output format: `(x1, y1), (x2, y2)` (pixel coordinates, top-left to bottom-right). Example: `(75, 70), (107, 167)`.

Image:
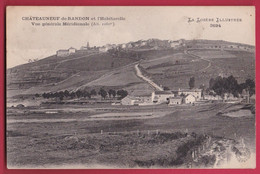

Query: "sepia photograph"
(6, 6), (255, 169)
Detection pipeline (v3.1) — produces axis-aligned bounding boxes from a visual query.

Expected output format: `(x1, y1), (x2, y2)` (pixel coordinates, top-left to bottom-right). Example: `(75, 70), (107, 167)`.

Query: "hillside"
(7, 39), (255, 98)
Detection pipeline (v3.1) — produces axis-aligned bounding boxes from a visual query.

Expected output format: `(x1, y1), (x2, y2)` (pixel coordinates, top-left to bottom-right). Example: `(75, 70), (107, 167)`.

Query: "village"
(55, 38), (254, 58)
(21, 39), (253, 108)
(121, 87), (254, 106)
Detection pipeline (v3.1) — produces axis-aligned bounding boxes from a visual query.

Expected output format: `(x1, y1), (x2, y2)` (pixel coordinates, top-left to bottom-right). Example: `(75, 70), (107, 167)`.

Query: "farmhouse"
(121, 96), (139, 105)
(121, 94), (153, 106)
(68, 47), (76, 54)
(56, 47), (76, 57)
(152, 91), (175, 103)
(168, 96), (183, 105)
(183, 94), (196, 104)
(204, 94), (222, 101)
(177, 88), (202, 100)
(56, 50), (70, 57)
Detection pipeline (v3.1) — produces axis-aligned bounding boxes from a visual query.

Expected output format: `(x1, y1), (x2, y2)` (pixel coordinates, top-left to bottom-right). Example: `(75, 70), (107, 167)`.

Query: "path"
(134, 64), (164, 91)
(186, 50), (223, 74)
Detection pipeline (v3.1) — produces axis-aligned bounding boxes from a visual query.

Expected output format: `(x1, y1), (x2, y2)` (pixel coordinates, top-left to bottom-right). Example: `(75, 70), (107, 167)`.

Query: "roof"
(69, 47), (76, 49)
(169, 96), (182, 100)
(154, 91), (173, 95)
(179, 88), (202, 92)
(57, 49), (69, 52)
(122, 95), (139, 100)
(130, 90), (152, 97)
(184, 94), (196, 98)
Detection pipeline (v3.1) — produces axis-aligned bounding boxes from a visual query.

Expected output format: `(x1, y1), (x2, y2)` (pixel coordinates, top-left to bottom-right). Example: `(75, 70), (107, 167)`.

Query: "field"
(7, 103), (255, 168)
(138, 50), (255, 89)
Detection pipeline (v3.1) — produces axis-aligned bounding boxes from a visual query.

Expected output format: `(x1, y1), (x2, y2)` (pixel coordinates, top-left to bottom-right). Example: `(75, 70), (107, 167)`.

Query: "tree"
(99, 88), (107, 99)
(209, 78), (215, 89)
(70, 92), (76, 99)
(189, 77), (195, 89)
(76, 90), (82, 98)
(163, 86), (170, 91)
(245, 79), (255, 96)
(90, 89), (97, 96)
(117, 89), (128, 99)
(108, 89), (116, 98)
(42, 93), (47, 98)
(64, 90), (70, 98)
(35, 93), (40, 97)
(83, 91), (91, 99)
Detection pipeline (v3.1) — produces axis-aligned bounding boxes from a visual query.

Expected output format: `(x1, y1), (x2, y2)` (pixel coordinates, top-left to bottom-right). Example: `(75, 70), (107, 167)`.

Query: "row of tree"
(37, 88), (128, 100)
(209, 75), (255, 97)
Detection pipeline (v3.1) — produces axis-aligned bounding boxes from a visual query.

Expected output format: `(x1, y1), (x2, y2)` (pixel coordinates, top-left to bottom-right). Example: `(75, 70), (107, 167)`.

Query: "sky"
(6, 6), (255, 68)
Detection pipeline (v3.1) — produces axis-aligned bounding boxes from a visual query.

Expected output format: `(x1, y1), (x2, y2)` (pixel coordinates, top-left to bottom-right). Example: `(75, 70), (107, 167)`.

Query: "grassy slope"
(140, 50), (255, 89)
(7, 44), (255, 97)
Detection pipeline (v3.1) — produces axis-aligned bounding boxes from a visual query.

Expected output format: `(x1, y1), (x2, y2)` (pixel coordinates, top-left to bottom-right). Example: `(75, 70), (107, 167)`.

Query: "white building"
(121, 96), (139, 105)
(68, 47), (76, 54)
(183, 94), (196, 104)
(170, 41), (180, 48)
(57, 47), (76, 57)
(178, 88), (202, 100)
(56, 50), (70, 57)
(121, 95), (153, 106)
(152, 91), (175, 103)
(204, 94), (222, 101)
(99, 46), (109, 52)
(168, 96), (183, 105)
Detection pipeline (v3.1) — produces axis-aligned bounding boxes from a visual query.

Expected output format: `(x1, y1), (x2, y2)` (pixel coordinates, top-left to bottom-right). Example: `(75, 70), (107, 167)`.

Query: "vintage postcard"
(6, 6), (255, 169)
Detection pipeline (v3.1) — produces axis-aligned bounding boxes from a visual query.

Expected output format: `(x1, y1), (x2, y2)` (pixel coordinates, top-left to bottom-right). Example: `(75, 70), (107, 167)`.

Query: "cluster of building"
(56, 39), (254, 57)
(121, 88), (255, 106)
(121, 88), (202, 106)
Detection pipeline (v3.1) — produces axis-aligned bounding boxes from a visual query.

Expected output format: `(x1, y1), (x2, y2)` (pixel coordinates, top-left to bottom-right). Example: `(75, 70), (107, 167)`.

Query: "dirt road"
(134, 64), (163, 91)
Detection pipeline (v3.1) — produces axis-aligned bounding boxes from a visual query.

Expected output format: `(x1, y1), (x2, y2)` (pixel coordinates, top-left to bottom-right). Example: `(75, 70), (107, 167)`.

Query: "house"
(241, 89), (250, 103)
(177, 88), (202, 100)
(99, 46), (108, 52)
(68, 47), (76, 54)
(121, 96), (139, 105)
(204, 94), (222, 101)
(126, 43), (133, 49)
(183, 94), (196, 104)
(57, 47), (76, 57)
(170, 41), (181, 48)
(121, 94), (153, 106)
(168, 96), (183, 105)
(152, 91), (175, 103)
(56, 49), (70, 57)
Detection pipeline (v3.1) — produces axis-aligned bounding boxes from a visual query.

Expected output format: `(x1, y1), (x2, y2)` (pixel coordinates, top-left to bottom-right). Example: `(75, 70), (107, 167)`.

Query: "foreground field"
(7, 103), (255, 168)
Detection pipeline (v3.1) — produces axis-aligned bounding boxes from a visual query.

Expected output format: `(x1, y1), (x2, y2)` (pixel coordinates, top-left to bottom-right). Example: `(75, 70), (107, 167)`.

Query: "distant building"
(99, 46), (109, 52)
(56, 50), (70, 57)
(183, 94), (196, 104)
(170, 41), (181, 48)
(177, 88), (202, 100)
(168, 96), (183, 105)
(68, 47), (76, 54)
(56, 47), (77, 57)
(204, 94), (222, 101)
(81, 42), (90, 50)
(152, 91), (175, 103)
